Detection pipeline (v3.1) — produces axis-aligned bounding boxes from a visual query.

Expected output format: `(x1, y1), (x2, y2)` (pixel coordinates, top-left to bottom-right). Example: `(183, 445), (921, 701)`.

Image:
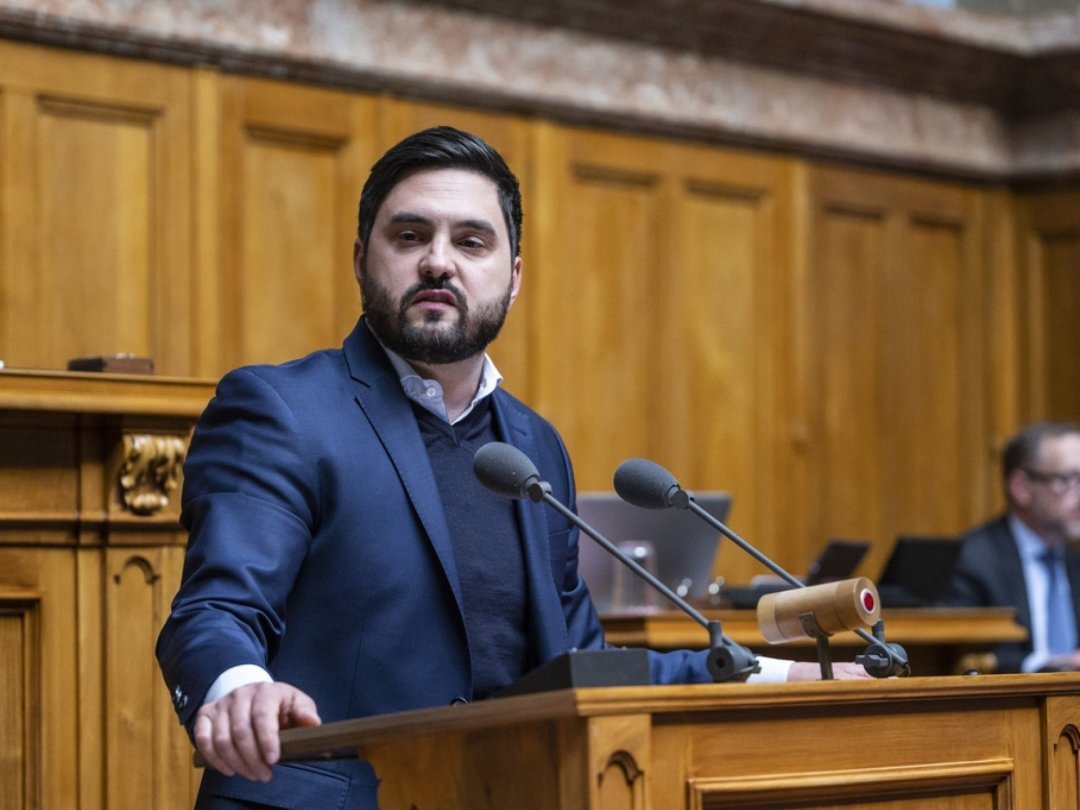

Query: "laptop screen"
(805, 539), (870, 586)
(575, 491), (731, 612)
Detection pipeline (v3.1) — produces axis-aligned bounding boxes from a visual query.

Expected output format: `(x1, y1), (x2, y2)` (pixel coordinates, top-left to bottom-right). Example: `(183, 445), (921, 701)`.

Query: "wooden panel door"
(91, 546), (196, 810)
(530, 124), (795, 582)
(0, 40), (192, 376)
(195, 73), (378, 377)
(378, 98), (535, 402)
(0, 548), (78, 810)
(1016, 187), (1080, 424)
(802, 166), (989, 575)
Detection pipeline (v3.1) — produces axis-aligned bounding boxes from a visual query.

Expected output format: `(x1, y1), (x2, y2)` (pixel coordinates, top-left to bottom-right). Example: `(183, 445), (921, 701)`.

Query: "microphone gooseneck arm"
(685, 499), (803, 589)
(614, 457), (910, 679)
(537, 492), (758, 683)
(473, 442), (759, 682)
(540, 493), (710, 628)
(686, 499), (909, 675)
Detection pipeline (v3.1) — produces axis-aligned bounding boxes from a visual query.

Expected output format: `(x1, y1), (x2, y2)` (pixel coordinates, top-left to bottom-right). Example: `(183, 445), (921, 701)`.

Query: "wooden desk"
(280, 673), (1080, 809)
(601, 607), (1027, 676)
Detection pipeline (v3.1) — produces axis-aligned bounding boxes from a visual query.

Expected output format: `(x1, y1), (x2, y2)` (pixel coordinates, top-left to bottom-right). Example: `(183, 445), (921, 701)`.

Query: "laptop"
(575, 491), (732, 612)
(875, 535), (961, 607)
(723, 539), (871, 608)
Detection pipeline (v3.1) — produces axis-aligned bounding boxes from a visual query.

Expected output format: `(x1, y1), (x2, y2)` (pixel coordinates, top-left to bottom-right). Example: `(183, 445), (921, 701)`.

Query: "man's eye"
(397, 231), (421, 243)
(460, 237), (486, 250)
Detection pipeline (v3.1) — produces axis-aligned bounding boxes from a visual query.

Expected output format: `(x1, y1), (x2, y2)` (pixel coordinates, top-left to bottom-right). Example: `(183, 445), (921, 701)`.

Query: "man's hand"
(194, 682), (321, 782)
(786, 661), (873, 681)
(1044, 650), (1080, 672)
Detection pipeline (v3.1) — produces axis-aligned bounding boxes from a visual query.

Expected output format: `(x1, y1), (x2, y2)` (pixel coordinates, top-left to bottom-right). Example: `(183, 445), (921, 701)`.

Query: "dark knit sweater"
(414, 397), (528, 699)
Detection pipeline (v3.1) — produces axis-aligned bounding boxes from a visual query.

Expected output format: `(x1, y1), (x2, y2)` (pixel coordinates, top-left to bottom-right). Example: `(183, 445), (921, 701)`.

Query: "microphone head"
(613, 458), (687, 509)
(473, 442), (541, 500)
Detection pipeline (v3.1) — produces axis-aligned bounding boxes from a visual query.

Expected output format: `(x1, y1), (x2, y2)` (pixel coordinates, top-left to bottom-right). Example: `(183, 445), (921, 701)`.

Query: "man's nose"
(420, 237), (456, 279)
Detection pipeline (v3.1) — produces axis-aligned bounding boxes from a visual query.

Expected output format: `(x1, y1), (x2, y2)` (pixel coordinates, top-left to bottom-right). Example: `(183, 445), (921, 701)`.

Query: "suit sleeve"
(156, 367), (318, 729)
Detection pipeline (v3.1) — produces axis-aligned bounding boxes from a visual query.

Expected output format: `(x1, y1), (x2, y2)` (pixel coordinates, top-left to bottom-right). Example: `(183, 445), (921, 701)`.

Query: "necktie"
(1042, 548), (1077, 655)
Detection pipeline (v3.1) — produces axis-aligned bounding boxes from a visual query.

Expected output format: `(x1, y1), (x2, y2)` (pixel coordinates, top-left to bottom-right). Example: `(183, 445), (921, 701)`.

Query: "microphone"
(473, 442), (551, 502)
(473, 442), (760, 683)
(613, 458), (910, 679)
(757, 577), (880, 644)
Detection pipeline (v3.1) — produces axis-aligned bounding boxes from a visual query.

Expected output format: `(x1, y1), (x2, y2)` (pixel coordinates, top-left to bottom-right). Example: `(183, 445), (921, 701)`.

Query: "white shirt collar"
(1010, 513), (1054, 562)
(376, 338), (503, 424)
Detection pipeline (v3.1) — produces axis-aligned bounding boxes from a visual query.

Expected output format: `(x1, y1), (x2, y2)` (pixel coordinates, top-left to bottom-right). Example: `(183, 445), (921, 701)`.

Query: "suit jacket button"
(450, 696), (469, 705)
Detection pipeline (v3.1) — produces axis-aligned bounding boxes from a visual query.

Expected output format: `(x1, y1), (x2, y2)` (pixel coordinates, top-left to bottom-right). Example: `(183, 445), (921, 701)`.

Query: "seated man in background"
(943, 421), (1080, 673)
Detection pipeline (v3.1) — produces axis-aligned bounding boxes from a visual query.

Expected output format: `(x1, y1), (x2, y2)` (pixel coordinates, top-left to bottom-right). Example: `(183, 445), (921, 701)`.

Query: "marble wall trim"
(0, 1), (1077, 182)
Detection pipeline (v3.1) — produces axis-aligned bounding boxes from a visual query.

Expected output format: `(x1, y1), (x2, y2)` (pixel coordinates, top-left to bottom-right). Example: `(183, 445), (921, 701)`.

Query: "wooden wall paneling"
(982, 189), (1021, 517)
(656, 144), (794, 578)
(0, 547), (79, 809)
(378, 98), (536, 403)
(805, 184), (888, 557)
(529, 124), (796, 583)
(0, 412), (79, 542)
(881, 194), (981, 533)
(529, 124), (666, 492)
(201, 75), (378, 377)
(191, 68), (224, 381)
(805, 167), (989, 575)
(786, 164), (818, 579)
(1016, 187), (1080, 424)
(0, 40), (192, 376)
(654, 144), (796, 583)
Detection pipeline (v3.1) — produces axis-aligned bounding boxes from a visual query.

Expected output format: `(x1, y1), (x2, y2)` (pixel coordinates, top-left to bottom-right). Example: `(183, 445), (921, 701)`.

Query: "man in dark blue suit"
(157, 126), (867, 809)
(944, 421), (1080, 673)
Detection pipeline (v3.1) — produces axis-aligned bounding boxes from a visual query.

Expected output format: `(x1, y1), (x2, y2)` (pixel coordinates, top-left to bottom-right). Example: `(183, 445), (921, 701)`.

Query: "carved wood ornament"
(118, 434), (186, 515)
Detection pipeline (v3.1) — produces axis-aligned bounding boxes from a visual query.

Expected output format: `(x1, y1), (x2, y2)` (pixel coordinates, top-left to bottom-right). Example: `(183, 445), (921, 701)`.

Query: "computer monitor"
(575, 491), (731, 612)
(875, 535), (961, 607)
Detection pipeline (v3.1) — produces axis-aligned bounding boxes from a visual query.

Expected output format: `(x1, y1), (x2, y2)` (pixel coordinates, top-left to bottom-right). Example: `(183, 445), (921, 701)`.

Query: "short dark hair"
(357, 126), (522, 259)
(1002, 420), (1080, 480)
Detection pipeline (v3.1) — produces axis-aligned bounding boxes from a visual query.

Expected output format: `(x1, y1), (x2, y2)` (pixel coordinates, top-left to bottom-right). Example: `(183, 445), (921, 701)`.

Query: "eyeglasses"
(1023, 469), (1080, 495)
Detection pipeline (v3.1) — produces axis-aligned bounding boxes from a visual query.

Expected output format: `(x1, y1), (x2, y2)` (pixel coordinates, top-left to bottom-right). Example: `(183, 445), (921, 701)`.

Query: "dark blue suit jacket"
(943, 515), (1080, 673)
(157, 319), (711, 809)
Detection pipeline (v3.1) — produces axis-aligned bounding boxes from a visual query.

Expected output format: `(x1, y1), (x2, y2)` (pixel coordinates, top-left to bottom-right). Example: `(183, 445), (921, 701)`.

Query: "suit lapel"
(492, 391), (570, 663)
(996, 519), (1032, 632)
(1066, 548), (1080, 630)
(343, 321), (466, 613)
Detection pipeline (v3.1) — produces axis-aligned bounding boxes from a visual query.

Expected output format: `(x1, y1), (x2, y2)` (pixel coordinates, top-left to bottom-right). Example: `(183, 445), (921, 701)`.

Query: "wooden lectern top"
(277, 673), (1080, 810)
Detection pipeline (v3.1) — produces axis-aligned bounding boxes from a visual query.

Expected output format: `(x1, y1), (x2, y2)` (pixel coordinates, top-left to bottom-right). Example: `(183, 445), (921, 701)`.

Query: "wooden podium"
(280, 673), (1080, 809)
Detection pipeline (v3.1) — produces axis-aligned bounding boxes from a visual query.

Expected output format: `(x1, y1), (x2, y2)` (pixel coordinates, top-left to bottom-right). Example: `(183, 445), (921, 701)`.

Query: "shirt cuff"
(1022, 651), (1051, 673)
(204, 665), (274, 705)
(746, 655), (794, 683)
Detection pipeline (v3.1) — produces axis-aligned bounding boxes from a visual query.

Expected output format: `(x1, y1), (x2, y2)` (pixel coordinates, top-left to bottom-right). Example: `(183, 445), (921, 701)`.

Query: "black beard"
(360, 272), (512, 365)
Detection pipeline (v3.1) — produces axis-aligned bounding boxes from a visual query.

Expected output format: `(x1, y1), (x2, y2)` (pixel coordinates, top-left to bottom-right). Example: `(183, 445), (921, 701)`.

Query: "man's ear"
(1007, 468), (1032, 509)
(507, 255), (523, 308)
